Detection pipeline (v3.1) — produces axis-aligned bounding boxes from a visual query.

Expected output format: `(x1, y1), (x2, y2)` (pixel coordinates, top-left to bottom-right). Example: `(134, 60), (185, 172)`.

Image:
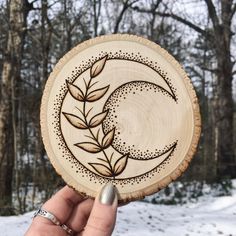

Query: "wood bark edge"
(40, 34), (201, 202)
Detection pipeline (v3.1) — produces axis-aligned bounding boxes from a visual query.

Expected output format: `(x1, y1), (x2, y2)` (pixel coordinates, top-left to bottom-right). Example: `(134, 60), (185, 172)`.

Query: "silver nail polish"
(99, 183), (116, 205)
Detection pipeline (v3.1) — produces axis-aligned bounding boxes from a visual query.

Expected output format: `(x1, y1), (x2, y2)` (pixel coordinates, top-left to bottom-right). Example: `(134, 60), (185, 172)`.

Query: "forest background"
(0, 0), (235, 216)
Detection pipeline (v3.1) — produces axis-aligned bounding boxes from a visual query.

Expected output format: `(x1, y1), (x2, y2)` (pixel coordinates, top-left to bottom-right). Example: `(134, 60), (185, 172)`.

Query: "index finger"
(40, 185), (85, 224)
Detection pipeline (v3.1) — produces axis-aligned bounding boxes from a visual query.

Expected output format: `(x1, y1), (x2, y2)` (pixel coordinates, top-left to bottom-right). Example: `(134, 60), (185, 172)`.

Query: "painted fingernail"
(99, 183), (116, 205)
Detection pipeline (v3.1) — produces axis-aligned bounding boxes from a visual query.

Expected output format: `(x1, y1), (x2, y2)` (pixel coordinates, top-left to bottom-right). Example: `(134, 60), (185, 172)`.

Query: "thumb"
(82, 183), (118, 236)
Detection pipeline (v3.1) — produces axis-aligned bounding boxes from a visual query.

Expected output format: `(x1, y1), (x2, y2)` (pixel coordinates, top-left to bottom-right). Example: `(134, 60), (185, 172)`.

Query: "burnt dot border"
(52, 50), (178, 186)
(102, 81), (176, 159)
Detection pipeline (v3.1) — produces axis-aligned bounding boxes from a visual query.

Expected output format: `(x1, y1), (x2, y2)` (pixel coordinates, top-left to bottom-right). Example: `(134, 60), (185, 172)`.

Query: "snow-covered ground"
(1, 183), (236, 236)
(114, 196), (236, 236)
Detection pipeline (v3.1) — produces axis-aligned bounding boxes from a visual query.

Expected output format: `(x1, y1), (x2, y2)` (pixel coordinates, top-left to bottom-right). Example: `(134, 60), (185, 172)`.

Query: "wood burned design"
(63, 56), (128, 178)
(62, 54), (178, 179)
(41, 35), (201, 202)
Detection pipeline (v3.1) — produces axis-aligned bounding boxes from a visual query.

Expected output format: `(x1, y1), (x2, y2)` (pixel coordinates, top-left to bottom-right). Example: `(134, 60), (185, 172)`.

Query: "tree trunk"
(0, 0), (28, 215)
(215, 47), (235, 178)
(150, 0), (236, 179)
(206, 0), (236, 179)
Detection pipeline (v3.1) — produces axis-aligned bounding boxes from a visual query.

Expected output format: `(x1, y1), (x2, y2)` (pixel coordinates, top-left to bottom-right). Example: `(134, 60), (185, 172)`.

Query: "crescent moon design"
(41, 34), (200, 202)
(60, 56), (179, 180)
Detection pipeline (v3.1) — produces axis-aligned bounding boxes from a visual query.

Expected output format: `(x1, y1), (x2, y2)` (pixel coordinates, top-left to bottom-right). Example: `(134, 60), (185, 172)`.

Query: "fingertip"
(82, 183), (118, 236)
(98, 182), (118, 207)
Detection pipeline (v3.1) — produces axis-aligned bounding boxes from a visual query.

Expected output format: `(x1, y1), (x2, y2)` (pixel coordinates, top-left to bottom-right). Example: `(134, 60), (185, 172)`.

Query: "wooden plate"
(40, 34), (201, 202)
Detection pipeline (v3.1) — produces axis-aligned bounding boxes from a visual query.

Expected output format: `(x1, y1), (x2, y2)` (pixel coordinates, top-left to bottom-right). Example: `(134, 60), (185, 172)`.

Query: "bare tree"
(204, 0), (236, 179)
(133, 0), (236, 179)
(0, 0), (31, 215)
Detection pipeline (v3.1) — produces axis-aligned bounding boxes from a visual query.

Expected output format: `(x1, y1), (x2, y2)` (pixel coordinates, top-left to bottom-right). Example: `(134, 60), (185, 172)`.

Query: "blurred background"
(0, 0), (235, 217)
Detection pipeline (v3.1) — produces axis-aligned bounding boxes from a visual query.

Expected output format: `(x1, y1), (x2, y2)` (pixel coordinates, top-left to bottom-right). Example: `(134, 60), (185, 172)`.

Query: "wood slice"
(40, 34), (201, 202)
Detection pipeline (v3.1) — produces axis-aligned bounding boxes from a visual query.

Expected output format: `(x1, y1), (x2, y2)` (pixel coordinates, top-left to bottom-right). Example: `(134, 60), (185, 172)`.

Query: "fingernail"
(99, 183), (117, 205)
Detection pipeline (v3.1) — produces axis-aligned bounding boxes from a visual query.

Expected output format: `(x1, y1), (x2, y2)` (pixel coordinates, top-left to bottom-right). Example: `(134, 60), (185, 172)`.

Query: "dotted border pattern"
(40, 34), (201, 202)
(103, 81), (176, 160)
(53, 55), (178, 185)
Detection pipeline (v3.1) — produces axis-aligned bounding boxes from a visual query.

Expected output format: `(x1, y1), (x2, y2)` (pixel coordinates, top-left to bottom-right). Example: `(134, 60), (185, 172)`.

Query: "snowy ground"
(1, 185), (236, 236)
(114, 196), (236, 236)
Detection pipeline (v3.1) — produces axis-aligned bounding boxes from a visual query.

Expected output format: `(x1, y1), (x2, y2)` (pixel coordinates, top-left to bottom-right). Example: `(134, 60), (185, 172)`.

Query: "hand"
(25, 183), (117, 236)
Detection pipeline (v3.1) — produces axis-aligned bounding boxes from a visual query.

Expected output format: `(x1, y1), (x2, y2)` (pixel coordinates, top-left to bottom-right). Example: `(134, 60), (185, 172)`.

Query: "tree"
(204, 0), (236, 179)
(0, 0), (31, 215)
(133, 0), (236, 179)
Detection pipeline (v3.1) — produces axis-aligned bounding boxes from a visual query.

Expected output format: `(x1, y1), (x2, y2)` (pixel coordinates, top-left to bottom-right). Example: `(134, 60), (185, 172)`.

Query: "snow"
(114, 197), (236, 236)
(1, 182), (236, 236)
(0, 212), (32, 236)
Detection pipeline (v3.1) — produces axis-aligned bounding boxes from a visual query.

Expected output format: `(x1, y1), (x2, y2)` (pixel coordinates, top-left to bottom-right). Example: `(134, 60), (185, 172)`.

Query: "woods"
(0, 0), (235, 215)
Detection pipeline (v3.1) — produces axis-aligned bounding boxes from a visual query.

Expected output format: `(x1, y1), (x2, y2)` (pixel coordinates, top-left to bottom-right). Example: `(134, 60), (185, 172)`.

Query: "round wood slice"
(40, 34), (201, 202)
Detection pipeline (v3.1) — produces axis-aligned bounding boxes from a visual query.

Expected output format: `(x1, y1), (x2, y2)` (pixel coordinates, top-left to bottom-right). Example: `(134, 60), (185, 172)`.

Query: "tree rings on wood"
(40, 34), (201, 202)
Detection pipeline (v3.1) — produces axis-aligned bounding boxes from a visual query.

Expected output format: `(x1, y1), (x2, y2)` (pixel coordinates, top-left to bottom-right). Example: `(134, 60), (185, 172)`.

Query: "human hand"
(25, 183), (117, 236)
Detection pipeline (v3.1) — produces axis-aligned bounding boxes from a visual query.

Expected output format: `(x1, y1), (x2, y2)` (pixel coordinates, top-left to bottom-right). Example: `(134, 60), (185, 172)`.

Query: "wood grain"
(40, 34), (201, 202)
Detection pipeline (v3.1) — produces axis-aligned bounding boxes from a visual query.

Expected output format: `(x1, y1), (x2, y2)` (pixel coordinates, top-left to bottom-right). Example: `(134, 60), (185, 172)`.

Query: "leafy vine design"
(62, 55), (128, 178)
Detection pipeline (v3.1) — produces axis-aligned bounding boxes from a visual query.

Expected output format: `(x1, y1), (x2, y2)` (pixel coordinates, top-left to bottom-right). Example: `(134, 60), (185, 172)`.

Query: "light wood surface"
(40, 34), (201, 202)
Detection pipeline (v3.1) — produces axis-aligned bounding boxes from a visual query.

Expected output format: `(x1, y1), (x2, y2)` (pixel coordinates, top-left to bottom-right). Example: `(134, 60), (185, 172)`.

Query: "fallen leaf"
(86, 85), (109, 102)
(113, 154), (128, 176)
(89, 110), (108, 128)
(102, 128), (115, 149)
(90, 55), (108, 78)
(89, 163), (113, 177)
(75, 142), (101, 153)
(63, 112), (87, 129)
(66, 81), (84, 101)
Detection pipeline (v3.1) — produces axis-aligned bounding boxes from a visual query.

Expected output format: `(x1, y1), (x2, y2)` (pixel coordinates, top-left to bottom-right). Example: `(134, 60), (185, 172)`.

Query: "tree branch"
(113, 0), (139, 33)
(204, 0), (219, 29)
(157, 12), (207, 35)
(230, 3), (236, 20)
(186, 66), (203, 80)
(132, 5), (209, 37)
(201, 66), (218, 73)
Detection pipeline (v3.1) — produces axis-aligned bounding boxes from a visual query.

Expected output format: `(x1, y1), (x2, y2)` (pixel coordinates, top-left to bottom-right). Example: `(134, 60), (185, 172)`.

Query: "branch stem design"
(82, 78), (115, 177)
(63, 55), (128, 178)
